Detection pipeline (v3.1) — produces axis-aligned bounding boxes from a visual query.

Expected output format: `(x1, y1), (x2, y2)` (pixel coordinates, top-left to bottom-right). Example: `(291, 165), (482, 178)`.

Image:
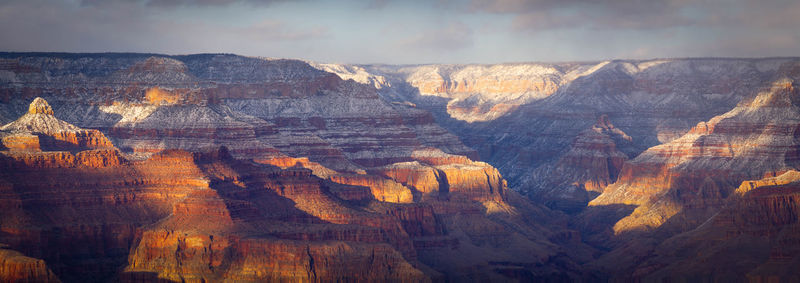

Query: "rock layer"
(0, 247), (60, 283)
(0, 54), (475, 174)
(534, 115), (631, 212)
(0, 89), (573, 282)
(328, 59), (789, 210)
(591, 77), (800, 234)
(1, 97), (114, 152)
(624, 171), (800, 282)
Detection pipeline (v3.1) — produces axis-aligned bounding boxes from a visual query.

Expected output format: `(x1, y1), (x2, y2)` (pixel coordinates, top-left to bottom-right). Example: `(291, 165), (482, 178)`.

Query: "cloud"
(366, 0), (389, 9)
(1, 0), (799, 63)
(78, 0), (290, 8)
(722, 0), (800, 29)
(697, 31), (800, 58)
(0, 0), (327, 55)
(465, 0), (800, 34)
(399, 21), (474, 51)
(233, 20), (329, 41)
(467, 0), (702, 31)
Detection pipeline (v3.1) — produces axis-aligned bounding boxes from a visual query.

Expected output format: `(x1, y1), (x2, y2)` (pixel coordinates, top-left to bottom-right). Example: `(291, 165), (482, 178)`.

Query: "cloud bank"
(0, 0), (797, 64)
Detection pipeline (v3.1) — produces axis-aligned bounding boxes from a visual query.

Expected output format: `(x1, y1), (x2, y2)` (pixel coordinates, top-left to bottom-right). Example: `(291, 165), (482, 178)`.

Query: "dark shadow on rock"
(569, 204), (637, 251)
(118, 271), (180, 283)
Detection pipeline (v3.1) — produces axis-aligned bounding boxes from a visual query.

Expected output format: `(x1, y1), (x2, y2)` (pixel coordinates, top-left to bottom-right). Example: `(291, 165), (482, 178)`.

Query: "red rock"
(329, 174), (414, 203)
(0, 247), (60, 283)
(619, 171), (800, 282)
(372, 161), (441, 195)
(0, 134), (40, 151)
(591, 78), (800, 233)
(532, 115), (631, 211)
(0, 54), (578, 282)
(1, 97), (114, 152)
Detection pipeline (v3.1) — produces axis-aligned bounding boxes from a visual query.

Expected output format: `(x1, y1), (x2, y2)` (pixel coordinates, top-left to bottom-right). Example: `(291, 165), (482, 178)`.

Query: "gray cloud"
(465, 0), (800, 33)
(365, 0), (389, 9)
(79, 0), (290, 8)
(0, 0), (327, 55)
(400, 21), (474, 51)
(0, 0), (798, 63)
(468, 0), (699, 30)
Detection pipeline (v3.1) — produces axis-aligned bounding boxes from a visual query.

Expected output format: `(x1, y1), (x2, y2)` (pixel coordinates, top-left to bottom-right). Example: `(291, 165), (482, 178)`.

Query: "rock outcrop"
(9, 52), (800, 282)
(1, 97), (113, 151)
(0, 54), (475, 174)
(591, 78), (800, 234)
(317, 63), (591, 122)
(330, 59), (789, 211)
(0, 80), (575, 282)
(619, 171), (800, 282)
(532, 115), (631, 212)
(0, 246), (60, 283)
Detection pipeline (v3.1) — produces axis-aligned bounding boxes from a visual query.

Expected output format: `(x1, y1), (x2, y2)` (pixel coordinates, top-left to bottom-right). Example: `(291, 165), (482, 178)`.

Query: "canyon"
(1, 53), (800, 281)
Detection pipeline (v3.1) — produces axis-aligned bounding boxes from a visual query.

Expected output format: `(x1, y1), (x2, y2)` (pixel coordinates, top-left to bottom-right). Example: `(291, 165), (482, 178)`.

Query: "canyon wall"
(0, 57), (579, 282)
(322, 58), (792, 209)
(4, 53), (800, 281)
(321, 57), (800, 281)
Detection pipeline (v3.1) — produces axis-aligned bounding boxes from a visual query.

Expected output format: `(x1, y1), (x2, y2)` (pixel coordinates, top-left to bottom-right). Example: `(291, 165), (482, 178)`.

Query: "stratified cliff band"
(2, 53), (800, 282)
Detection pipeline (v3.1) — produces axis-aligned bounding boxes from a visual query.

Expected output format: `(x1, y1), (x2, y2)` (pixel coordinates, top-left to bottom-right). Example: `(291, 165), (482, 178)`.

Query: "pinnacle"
(28, 97), (54, 115)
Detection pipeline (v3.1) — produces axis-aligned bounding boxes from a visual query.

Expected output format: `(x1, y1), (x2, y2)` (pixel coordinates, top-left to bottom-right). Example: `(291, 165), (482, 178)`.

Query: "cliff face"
(123, 149), (429, 282)
(1, 97), (114, 152)
(572, 69), (800, 279)
(0, 82), (574, 281)
(0, 54), (475, 173)
(533, 115), (631, 212)
(315, 63), (590, 123)
(318, 58), (800, 281)
(0, 247), (60, 283)
(618, 171), (800, 282)
(326, 59), (791, 209)
(591, 77), (800, 234)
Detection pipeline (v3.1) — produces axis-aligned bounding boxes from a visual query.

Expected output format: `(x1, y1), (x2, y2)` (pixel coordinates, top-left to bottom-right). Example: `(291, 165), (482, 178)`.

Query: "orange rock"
(0, 247), (60, 283)
(1, 97), (114, 151)
(27, 97), (54, 115)
(144, 87), (183, 105)
(591, 78), (800, 233)
(372, 162), (441, 194)
(329, 174), (413, 203)
(1, 134), (41, 151)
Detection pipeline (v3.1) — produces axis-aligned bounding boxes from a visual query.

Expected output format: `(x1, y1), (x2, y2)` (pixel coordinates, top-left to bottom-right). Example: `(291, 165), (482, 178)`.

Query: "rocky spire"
(28, 97), (54, 115)
(1, 97), (80, 134)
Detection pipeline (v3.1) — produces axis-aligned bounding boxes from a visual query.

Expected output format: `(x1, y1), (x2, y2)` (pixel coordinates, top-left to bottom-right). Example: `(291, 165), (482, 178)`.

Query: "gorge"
(1, 53), (800, 281)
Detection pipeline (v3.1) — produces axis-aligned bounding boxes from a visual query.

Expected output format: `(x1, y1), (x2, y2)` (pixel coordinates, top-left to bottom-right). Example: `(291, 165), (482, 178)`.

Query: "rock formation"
(0, 78), (575, 282)
(0, 246), (60, 283)
(532, 115), (631, 212)
(5, 53), (800, 282)
(613, 171), (800, 282)
(591, 77), (800, 234)
(323, 59), (787, 209)
(316, 63), (590, 122)
(1, 97), (113, 151)
(0, 54), (475, 174)
(320, 57), (800, 281)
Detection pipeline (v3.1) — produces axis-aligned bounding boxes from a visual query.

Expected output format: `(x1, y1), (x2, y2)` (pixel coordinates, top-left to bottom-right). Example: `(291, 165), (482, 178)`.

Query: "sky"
(0, 0), (799, 64)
